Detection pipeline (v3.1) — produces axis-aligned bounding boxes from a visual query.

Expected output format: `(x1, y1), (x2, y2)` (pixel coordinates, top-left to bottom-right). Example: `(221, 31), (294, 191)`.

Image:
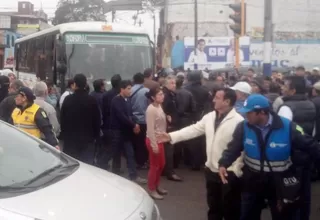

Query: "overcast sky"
(0, 0), (157, 40)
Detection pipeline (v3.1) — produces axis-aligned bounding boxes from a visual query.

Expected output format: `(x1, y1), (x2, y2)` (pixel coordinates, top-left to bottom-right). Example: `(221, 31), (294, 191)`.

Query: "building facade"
(0, 30), (23, 69)
(0, 1), (50, 69)
(159, 0), (320, 69)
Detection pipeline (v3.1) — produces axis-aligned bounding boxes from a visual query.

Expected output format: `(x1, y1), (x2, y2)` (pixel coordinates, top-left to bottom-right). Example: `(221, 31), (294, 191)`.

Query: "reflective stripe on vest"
(243, 116), (292, 172)
(244, 155), (292, 172)
(12, 104), (41, 138)
(14, 124), (38, 129)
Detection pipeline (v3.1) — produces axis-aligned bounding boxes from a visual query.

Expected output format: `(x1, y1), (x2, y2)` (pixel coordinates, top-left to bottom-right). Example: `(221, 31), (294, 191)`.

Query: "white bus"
(14, 22), (153, 90)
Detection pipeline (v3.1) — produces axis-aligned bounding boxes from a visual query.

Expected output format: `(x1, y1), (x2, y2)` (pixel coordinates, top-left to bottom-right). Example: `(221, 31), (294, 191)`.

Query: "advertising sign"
(184, 36), (250, 70)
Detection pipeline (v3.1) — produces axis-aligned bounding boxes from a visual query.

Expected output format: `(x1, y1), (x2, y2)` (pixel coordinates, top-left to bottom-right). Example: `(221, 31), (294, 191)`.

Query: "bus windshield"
(64, 33), (152, 83)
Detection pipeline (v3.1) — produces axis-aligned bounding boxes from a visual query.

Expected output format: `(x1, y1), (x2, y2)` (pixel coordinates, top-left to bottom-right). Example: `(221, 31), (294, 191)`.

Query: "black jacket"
(184, 82), (211, 120)
(109, 95), (135, 139)
(102, 88), (119, 131)
(219, 113), (320, 191)
(60, 89), (101, 142)
(162, 87), (179, 130)
(0, 92), (17, 123)
(281, 94), (316, 136)
(312, 96), (320, 142)
(175, 88), (196, 126)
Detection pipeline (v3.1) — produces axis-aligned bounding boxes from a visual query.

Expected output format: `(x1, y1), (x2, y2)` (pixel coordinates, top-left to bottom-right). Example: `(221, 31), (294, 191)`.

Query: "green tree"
(52, 0), (106, 25)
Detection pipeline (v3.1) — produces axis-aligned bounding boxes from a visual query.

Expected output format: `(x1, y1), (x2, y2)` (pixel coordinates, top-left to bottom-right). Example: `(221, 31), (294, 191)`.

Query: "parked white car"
(0, 121), (160, 220)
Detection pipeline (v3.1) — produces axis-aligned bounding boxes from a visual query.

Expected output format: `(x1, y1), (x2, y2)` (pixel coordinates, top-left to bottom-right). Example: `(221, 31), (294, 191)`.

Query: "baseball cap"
(201, 71), (209, 80)
(314, 81), (320, 91)
(230, 82), (252, 94)
(239, 94), (270, 113)
(18, 87), (36, 101)
(313, 67), (320, 71)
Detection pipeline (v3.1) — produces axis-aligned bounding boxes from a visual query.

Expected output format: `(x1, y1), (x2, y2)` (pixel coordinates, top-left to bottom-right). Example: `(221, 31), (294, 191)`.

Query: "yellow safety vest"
(12, 103), (41, 138)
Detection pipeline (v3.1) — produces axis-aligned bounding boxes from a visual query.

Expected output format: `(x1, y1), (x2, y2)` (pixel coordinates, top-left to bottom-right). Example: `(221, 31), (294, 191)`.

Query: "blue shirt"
(130, 84), (149, 124)
(255, 114), (273, 140)
(235, 100), (246, 117)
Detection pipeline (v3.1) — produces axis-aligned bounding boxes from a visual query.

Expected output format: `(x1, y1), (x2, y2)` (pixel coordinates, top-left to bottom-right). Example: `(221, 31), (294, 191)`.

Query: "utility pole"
(111, 11), (115, 22)
(263, 0), (272, 76)
(153, 11), (157, 75)
(194, 0), (198, 70)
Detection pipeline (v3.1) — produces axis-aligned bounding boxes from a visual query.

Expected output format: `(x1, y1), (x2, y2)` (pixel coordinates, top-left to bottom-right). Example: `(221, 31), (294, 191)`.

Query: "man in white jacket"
(157, 88), (244, 220)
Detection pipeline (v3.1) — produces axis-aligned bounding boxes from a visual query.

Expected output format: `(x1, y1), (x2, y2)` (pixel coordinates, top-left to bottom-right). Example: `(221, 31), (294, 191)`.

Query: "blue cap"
(18, 87), (36, 101)
(239, 94), (270, 113)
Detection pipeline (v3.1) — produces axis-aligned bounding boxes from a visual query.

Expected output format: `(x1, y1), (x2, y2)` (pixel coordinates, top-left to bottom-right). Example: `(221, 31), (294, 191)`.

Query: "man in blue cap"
(218, 94), (320, 219)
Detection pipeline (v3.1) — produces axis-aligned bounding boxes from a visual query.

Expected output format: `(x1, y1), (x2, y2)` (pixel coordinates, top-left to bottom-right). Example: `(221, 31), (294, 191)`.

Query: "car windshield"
(64, 32), (152, 86)
(0, 122), (78, 192)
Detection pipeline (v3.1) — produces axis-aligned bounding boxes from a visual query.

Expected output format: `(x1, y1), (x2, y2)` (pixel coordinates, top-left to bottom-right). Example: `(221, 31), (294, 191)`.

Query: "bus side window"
(45, 35), (55, 82)
(36, 37), (46, 80)
(19, 42), (28, 71)
(27, 40), (36, 73)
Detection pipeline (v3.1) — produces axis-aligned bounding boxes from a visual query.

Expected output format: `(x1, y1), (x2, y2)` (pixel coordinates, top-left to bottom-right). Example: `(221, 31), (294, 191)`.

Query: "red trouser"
(145, 138), (166, 191)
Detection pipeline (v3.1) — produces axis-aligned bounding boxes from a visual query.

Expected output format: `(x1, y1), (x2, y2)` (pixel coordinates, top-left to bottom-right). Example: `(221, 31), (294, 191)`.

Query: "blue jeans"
(108, 130), (137, 180)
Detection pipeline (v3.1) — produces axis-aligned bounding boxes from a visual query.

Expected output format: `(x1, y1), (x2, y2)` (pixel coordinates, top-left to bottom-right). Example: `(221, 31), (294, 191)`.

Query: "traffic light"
(229, 2), (246, 36)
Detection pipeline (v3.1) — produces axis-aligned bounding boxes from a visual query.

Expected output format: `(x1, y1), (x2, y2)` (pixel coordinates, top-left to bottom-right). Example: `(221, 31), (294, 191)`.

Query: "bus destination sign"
(65, 33), (149, 46)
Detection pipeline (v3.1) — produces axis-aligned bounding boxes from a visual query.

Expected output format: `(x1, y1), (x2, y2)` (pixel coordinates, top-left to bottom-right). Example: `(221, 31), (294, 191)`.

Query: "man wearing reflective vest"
(218, 94), (320, 220)
(10, 87), (59, 149)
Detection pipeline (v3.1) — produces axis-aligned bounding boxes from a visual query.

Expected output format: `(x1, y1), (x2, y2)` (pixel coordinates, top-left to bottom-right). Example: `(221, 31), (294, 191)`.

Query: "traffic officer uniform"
(10, 87), (58, 147)
(218, 94), (320, 220)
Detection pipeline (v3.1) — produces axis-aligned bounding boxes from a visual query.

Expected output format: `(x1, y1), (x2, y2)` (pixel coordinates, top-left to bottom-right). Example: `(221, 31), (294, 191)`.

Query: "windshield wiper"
(22, 164), (64, 186)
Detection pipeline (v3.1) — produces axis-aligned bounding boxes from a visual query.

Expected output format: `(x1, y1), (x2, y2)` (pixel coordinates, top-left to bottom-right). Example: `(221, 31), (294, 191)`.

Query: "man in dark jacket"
(60, 74), (101, 164)
(219, 94), (320, 219)
(184, 71), (211, 170)
(97, 74), (122, 170)
(312, 81), (320, 142)
(90, 79), (105, 110)
(278, 75), (316, 135)
(162, 75), (182, 181)
(108, 80), (146, 184)
(277, 75), (316, 220)
(0, 79), (24, 122)
(175, 75), (196, 168)
(102, 74), (121, 133)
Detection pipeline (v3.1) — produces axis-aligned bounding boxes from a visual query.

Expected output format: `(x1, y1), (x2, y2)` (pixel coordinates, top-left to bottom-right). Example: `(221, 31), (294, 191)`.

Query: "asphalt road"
(139, 168), (320, 220)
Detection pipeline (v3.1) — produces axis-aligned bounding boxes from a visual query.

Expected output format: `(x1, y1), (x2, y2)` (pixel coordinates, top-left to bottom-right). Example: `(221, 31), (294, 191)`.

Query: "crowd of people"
(1, 65), (320, 219)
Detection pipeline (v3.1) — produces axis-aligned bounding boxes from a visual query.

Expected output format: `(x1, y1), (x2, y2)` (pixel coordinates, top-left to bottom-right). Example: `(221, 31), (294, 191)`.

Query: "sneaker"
(157, 187), (168, 195)
(150, 191), (164, 200)
(133, 177), (147, 185)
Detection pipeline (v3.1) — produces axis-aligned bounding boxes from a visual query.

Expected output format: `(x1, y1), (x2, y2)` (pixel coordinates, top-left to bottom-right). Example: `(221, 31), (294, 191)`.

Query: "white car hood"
(0, 163), (146, 220)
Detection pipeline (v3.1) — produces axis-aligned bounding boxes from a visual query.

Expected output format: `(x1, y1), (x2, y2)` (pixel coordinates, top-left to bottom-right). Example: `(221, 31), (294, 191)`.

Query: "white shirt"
(59, 90), (72, 109)
(169, 109), (244, 177)
(188, 49), (208, 63)
(278, 106), (293, 121)
(226, 49), (244, 63)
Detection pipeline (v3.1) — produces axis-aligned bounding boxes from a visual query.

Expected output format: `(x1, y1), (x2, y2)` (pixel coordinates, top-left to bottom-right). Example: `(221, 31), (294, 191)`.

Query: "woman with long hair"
(145, 87), (168, 200)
